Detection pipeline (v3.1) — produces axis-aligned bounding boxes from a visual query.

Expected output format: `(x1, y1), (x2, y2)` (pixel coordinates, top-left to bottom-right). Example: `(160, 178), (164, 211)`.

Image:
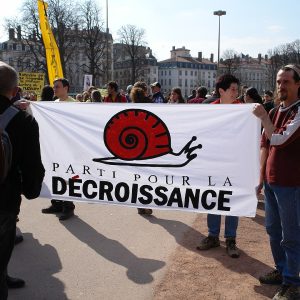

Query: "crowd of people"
(0, 60), (300, 300)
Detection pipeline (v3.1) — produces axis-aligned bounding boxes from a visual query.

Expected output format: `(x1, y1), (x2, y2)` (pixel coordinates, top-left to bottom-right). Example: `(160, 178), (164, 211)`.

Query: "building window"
(169, 70), (171, 75)
(179, 70), (182, 76)
(185, 70), (187, 76)
(169, 78), (171, 85)
(185, 79), (187, 87)
(191, 71), (193, 76)
(178, 78), (182, 86)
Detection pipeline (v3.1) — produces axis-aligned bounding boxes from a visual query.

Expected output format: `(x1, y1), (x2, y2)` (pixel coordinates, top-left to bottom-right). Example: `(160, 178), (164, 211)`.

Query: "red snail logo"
(93, 109), (202, 167)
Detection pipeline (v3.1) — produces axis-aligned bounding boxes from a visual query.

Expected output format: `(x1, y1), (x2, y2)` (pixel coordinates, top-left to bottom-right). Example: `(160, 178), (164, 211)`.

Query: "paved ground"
(8, 197), (275, 300)
(8, 197), (198, 300)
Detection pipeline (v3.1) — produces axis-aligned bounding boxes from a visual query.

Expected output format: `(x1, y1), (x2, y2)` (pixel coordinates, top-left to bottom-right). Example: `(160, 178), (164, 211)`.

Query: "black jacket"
(0, 95), (45, 214)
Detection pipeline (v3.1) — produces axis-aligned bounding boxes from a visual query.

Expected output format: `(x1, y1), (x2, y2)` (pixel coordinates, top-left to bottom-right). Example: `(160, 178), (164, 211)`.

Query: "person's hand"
(256, 182), (263, 197)
(252, 103), (267, 120)
(14, 100), (30, 111)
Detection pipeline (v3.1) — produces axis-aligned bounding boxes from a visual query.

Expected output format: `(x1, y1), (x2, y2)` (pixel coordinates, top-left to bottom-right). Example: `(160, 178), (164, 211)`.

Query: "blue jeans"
(207, 214), (239, 238)
(264, 182), (300, 286)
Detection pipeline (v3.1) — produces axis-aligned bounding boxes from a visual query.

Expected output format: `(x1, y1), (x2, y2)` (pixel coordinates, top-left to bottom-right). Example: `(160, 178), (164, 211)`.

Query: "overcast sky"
(1, 0), (299, 61)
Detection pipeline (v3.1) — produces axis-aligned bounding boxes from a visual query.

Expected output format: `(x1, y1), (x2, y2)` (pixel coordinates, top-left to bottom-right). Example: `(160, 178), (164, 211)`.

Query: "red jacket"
(104, 93), (127, 103)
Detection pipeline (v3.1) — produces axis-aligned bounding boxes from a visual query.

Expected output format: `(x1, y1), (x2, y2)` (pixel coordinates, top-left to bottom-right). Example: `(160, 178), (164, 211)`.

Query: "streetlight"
(213, 10), (226, 70)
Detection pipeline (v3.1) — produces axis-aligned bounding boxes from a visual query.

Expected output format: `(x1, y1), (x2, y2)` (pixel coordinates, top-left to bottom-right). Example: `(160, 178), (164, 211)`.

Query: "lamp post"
(213, 10), (226, 70)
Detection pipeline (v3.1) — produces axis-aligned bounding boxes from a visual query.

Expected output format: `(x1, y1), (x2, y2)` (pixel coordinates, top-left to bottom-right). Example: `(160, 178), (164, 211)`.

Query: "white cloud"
(266, 25), (284, 33)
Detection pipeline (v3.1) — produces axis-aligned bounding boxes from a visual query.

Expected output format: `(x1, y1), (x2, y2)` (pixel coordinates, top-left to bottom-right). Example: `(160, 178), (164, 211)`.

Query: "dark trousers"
(0, 213), (16, 300)
(51, 200), (75, 211)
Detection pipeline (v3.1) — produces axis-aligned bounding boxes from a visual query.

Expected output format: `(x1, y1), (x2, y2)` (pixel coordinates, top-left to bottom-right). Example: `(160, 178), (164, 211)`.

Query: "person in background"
(90, 90), (102, 102)
(125, 85), (133, 102)
(76, 93), (83, 102)
(103, 81), (126, 103)
(202, 90), (219, 104)
(168, 87), (185, 103)
(253, 64), (300, 300)
(150, 82), (166, 103)
(40, 85), (54, 101)
(41, 78), (76, 221)
(197, 74), (241, 259)
(237, 85), (248, 103)
(82, 91), (90, 102)
(263, 90), (275, 113)
(188, 86), (208, 103)
(244, 87), (263, 104)
(187, 89), (197, 101)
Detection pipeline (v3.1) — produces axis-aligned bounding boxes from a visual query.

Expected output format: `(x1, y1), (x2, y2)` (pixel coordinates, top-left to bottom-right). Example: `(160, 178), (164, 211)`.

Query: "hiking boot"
(196, 236), (220, 250)
(226, 237), (240, 258)
(41, 205), (62, 214)
(137, 208), (153, 215)
(272, 284), (300, 300)
(259, 269), (283, 285)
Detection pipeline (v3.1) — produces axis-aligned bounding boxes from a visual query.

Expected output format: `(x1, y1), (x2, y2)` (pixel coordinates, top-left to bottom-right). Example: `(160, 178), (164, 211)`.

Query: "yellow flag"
(37, 0), (64, 85)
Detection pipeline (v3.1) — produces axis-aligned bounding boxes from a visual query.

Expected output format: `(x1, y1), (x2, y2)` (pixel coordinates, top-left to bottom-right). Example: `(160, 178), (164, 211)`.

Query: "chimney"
(17, 26), (21, 40)
(265, 54), (268, 61)
(8, 28), (15, 40)
(172, 46), (175, 51)
(198, 52), (202, 62)
(182, 46), (185, 49)
(210, 53), (214, 63)
(258, 53), (262, 64)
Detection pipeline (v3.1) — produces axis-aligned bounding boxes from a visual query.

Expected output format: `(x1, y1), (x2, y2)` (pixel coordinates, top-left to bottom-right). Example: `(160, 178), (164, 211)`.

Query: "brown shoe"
(226, 238), (240, 258)
(272, 284), (300, 300)
(259, 269), (283, 285)
(137, 208), (153, 215)
(197, 236), (220, 250)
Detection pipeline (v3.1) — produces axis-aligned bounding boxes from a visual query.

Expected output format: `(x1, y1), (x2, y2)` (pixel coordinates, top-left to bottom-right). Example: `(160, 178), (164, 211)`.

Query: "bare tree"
(220, 49), (240, 75)
(5, 1), (47, 76)
(266, 39), (300, 91)
(5, 0), (79, 84)
(77, 0), (108, 86)
(117, 24), (147, 84)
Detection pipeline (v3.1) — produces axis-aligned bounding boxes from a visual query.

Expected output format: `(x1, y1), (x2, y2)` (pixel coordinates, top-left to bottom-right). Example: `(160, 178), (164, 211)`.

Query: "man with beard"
(253, 64), (300, 300)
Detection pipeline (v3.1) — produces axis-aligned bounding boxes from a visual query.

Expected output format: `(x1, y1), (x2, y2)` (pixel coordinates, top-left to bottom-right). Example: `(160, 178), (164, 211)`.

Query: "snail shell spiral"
(104, 109), (172, 160)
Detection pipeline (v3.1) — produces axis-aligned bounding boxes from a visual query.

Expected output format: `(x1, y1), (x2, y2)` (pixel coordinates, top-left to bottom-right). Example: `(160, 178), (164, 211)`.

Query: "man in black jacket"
(0, 62), (45, 300)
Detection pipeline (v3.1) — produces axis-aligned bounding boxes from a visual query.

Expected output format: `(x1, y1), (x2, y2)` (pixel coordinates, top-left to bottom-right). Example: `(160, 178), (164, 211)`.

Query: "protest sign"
(31, 102), (260, 217)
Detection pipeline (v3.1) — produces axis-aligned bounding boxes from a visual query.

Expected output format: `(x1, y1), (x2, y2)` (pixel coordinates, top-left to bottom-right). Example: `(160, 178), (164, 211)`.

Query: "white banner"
(30, 102), (260, 217)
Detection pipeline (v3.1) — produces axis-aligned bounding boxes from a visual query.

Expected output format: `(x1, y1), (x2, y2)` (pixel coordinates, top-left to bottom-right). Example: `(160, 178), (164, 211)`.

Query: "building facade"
(158, 46), (217, 98)
(113, 43), (158, 90)
(219, 54), (272, 93)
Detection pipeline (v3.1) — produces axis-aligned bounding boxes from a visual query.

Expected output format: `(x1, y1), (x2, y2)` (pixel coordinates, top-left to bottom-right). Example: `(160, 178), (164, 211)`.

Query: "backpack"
(0, 106), (19, 183)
